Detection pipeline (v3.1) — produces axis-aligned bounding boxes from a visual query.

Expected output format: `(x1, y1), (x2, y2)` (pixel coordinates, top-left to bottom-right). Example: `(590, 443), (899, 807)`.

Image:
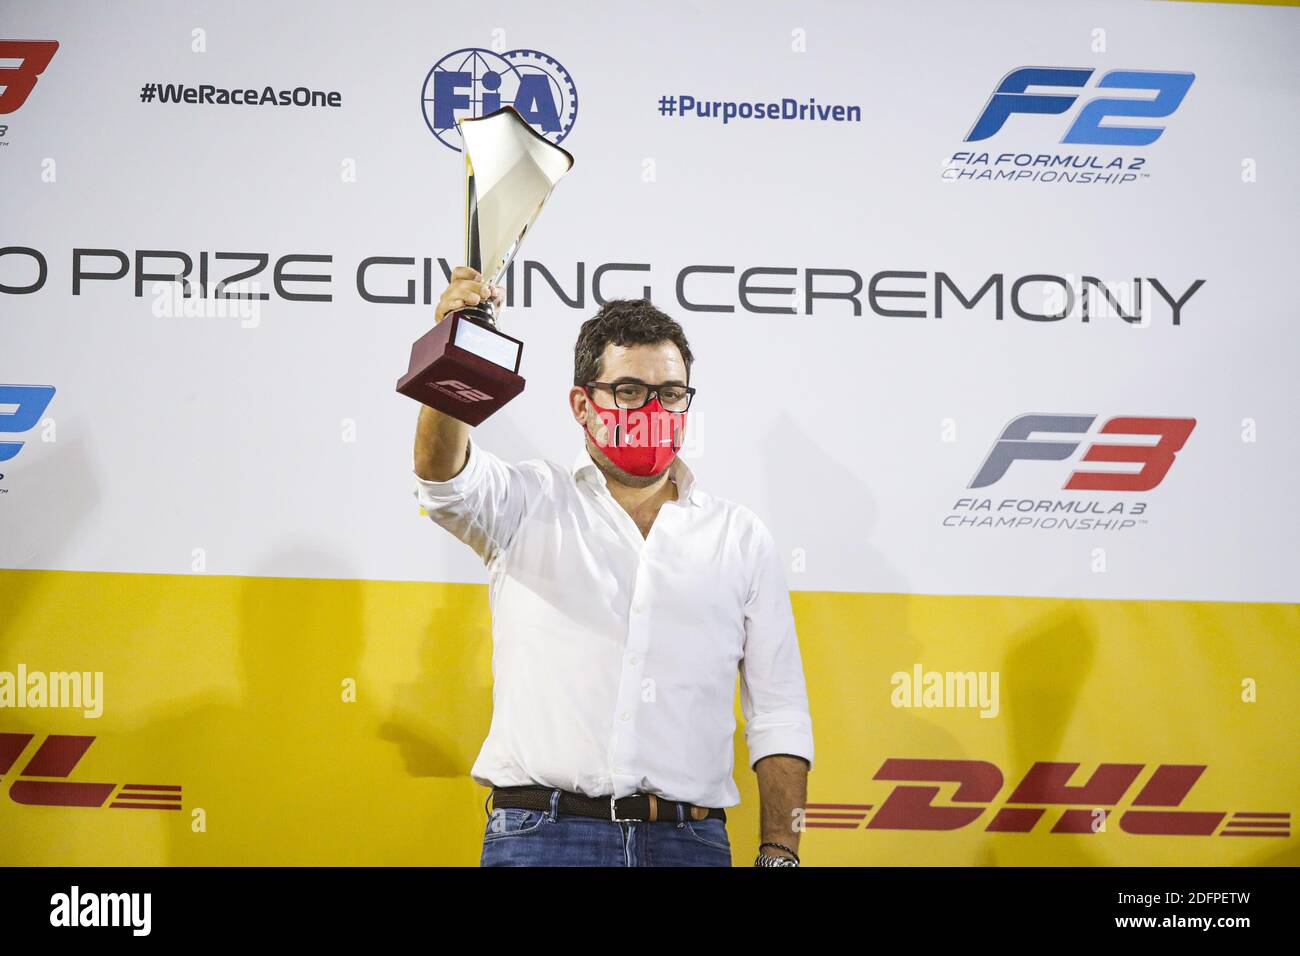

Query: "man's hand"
(435, 265), (503, 325)
(754, 753), (809, 865)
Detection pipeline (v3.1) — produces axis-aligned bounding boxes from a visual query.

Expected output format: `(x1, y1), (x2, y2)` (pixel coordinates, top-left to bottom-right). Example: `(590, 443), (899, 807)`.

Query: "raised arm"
(413, 265), (501, 482)
(410, 266), (544, 567)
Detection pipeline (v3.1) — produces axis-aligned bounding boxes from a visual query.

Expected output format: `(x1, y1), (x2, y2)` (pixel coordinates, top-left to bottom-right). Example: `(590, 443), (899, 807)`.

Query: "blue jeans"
(480, 789), (732, 867)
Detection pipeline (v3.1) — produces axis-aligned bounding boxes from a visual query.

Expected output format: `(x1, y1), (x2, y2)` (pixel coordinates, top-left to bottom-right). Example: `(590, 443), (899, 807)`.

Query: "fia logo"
(421, 47), (578, 151)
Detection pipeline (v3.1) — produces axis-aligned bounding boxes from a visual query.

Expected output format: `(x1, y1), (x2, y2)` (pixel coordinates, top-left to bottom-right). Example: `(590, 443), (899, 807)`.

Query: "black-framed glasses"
(584, 380), (695, 412)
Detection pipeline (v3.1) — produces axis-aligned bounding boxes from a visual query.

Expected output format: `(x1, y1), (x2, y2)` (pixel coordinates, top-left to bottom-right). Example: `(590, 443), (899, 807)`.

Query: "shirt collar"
(571, 444), (702, 508)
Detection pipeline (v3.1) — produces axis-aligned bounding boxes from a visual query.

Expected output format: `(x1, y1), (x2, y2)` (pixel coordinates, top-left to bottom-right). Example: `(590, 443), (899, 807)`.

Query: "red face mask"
(584, 394), (687, 477)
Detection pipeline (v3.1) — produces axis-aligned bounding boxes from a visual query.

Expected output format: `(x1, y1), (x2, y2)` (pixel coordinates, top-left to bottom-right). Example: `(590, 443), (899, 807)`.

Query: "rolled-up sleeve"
(412, 433), (544, 567)
(738, 515), (814, 771)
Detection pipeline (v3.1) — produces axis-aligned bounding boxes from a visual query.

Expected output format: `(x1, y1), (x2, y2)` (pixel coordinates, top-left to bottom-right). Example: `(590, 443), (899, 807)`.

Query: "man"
(412, 266), (814, 867)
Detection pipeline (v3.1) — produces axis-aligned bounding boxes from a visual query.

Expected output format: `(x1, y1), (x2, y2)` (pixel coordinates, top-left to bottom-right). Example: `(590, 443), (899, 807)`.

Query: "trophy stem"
(457, 301), (496, 327)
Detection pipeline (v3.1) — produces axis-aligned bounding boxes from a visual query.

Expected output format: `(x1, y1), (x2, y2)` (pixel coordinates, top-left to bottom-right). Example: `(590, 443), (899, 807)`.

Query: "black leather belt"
(490, 784), (726, 823)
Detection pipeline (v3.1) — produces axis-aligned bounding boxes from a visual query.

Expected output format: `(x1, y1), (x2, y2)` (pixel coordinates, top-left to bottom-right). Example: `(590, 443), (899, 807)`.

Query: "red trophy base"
(395, 312), (526, 426)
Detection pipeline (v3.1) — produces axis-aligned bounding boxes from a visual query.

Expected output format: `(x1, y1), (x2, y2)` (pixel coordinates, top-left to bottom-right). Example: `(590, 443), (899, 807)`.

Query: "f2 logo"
(434, 379), (492, 402)
(0, 40), (60, 115)
(0, 384), (55, 463)
(966, 67), (1195, 146)
(969, 413), (1196, 491)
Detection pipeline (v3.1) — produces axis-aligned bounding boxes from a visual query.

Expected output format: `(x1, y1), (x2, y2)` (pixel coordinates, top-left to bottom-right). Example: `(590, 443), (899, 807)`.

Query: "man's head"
(569, 299), (694, 487)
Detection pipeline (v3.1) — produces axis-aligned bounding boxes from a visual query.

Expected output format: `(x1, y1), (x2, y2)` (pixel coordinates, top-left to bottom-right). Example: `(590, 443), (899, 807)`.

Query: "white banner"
(2, 0), (1296, 602)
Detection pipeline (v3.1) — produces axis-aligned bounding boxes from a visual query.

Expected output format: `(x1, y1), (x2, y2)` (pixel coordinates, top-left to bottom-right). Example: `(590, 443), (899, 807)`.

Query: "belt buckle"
(610, 794), (638, 823)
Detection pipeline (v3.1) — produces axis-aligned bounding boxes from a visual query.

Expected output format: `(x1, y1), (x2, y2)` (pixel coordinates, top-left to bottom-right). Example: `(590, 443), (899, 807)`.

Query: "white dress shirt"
(412, 433), (814, 808)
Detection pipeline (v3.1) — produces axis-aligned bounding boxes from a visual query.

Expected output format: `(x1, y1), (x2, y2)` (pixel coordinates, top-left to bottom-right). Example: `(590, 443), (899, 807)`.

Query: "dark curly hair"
(573, 299), (694, 387)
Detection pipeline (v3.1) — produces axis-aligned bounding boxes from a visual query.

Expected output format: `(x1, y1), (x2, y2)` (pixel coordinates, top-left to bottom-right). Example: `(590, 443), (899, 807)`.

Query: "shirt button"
(632, 601), (646, 615)
(619, 711), (630, 721)
(628, 654), (639, 665)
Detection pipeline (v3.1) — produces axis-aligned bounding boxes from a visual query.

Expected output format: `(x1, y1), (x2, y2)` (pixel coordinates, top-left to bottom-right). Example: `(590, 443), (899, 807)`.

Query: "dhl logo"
(0, 733), (182, 811)
(808, 759), (1288, 837)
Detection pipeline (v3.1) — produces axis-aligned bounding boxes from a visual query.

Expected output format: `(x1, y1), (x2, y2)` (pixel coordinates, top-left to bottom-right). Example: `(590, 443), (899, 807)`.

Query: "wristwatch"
(754, 842), (800, 867)
(755, 853), (799, 867)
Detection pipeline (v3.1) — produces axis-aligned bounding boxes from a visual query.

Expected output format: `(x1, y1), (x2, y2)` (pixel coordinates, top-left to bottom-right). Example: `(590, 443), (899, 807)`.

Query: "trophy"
(396, 105), (574, 425)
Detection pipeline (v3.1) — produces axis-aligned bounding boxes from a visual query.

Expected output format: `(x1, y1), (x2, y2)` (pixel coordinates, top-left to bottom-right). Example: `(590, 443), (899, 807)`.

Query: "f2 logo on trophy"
(434, 379), (493, 403)
(396, 106), (574, 425)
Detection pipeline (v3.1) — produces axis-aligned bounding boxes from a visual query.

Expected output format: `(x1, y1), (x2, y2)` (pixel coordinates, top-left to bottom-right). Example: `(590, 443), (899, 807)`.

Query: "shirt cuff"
(745, 710), (814, 771)
(413, 433), (479, 499)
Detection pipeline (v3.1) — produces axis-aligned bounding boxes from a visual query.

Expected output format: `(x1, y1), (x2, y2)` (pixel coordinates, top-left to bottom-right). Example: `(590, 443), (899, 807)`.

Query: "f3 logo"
(0, 40), (60, 115)
(966, 67), (1194, 146)
(0, 384), (55, 463)
(970, 414), (1196, 491)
